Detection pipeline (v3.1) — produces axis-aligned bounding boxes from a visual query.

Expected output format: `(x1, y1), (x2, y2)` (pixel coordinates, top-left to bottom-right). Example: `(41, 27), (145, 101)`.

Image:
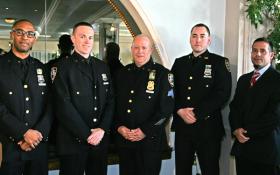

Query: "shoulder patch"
(225, 59), (231, 72)
(168, 73), (174, 87)
(51, 67), (57, 82)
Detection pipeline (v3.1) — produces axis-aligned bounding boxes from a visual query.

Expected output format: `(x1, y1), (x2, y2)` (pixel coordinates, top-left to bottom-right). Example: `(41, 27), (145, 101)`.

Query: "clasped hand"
(118, 126), (146, 142)
(18, 129), (43, 151)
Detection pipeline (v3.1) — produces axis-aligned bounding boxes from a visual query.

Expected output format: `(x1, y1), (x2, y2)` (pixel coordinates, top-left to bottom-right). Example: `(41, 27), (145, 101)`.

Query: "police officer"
(114, 34), (174, 175)
(0, 19), (52, 175)
(52, 22), (114, 175)
(171, 23), (232, 175)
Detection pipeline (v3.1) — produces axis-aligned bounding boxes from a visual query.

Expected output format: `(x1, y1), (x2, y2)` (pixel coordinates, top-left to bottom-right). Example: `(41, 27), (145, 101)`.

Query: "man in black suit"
(171, 23), (232, 175)
(114, 34), (174, 175)
(52, 22), (114, 175)
(229, 37), (280, 175)
(0, 19), (52, 175)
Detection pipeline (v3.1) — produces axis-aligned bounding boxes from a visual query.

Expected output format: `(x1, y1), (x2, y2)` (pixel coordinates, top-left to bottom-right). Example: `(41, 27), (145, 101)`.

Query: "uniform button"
(41, 92), (45, 95)
(76, 91), (80, 94)
(26, 110), (30, 114)
(9, 91), (13, 95)
(188, 86), (191, 90)
(94, 85), (97, 89)
(148, 96), (151, 99)
(205, 116), (210, 119)
(127, 109), (131, 113)
(94, 96), (97, 100)
(189, 76), (193, 80)
(26, 97), (29, 101)
(25, 123), (29, 126)
(187, 96), (191, 100)
(206, 85), (209, 87)
(94, 107), (98, 111)
(130, 90), (134, 94)
(24, 85), (28, 88)
(93, 118), (97, 122)
(128, 99), (132, 103)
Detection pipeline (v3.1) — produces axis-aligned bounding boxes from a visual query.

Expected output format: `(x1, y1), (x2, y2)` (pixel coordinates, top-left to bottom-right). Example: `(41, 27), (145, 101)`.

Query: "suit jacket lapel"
(253, 67), (273, 87)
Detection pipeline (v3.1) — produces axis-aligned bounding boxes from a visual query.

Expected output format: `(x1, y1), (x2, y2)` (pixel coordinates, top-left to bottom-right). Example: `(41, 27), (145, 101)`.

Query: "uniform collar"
(72, 51), (92, 64)
(190, 50), (210, 60)
(7, 50), (32, 65)
(132, 58), (154, 71)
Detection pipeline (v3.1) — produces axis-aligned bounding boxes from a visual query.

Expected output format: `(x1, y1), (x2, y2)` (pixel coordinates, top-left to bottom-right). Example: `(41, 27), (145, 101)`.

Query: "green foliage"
(246, 0), (280, 65)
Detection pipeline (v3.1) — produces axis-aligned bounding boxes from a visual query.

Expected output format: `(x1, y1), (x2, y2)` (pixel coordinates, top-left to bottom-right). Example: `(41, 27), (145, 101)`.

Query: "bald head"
(131, 34), (153, 67)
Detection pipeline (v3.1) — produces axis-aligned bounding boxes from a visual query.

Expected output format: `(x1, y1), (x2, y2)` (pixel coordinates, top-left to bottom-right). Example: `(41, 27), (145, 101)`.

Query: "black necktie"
(21, 60), (28, 81)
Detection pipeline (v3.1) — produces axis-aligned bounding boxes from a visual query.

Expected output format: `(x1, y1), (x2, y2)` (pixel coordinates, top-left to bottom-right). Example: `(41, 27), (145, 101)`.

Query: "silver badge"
(168, 73), (174, 87)
(204, 64), (212, 78)
(149, 70), (156, 80)
(102, 74), (108, 81)
(37, 75), (46, 86)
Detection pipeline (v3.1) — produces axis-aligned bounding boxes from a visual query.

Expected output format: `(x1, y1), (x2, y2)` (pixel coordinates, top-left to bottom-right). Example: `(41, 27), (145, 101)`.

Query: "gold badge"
(147, 81), (154, 91)
(225, 59), (231, 72)
(36, 68), (43, 75)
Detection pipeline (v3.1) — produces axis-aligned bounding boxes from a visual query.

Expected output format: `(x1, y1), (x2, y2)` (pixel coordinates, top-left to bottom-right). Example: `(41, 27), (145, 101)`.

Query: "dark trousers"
(175, 132), (221, 175)
(236, 157), (280, 175)
(119, 148), (162, 175)
(59, 144), (108, 175)
(0, 158), (48, 175)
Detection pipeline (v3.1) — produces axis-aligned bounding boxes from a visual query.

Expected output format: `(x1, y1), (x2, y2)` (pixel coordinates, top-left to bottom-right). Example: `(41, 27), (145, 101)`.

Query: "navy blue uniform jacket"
(53, 52), (114, 155)
(114, 59), (174, 151)
(0, 51), (52, 162)
(171, 50), (232, 140)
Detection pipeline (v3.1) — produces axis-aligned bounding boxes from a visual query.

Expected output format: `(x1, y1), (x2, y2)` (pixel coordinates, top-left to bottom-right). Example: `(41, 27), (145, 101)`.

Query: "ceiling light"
(4, 18), (15, 24)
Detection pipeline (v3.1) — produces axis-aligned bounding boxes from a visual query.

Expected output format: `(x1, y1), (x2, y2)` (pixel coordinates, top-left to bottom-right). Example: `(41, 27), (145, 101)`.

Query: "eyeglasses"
(12, 29), (36, 38)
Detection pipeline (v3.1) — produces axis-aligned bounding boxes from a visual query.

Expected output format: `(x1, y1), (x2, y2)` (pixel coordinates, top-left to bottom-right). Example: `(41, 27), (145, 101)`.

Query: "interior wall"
(130, 0), (226, 67)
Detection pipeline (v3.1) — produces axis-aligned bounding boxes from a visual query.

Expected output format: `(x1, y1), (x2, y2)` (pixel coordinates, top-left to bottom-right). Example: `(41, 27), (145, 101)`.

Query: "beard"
(253, 64), (263, 70)
(14, 43), (32, 53)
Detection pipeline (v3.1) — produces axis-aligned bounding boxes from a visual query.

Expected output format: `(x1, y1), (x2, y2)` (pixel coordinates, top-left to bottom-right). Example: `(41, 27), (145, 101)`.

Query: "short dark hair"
(191, 23), (210, 36)
(253, 37), (273, 52)
(58, 34), (73, 52)
(72, 22), (93, 34)
(12, 19), (35, 29)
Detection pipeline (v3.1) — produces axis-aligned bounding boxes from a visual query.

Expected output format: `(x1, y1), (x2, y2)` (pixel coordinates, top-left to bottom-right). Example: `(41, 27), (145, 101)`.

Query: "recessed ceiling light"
(4, 18), (15, 24)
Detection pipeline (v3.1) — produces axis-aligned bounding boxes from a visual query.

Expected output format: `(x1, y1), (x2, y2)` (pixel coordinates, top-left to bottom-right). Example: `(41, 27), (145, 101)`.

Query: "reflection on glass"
(0, 0), (133, 65)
